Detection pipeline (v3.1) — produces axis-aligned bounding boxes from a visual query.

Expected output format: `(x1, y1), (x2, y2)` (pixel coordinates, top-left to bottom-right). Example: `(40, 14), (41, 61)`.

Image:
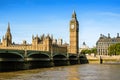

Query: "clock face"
(71, 24), (74, 29)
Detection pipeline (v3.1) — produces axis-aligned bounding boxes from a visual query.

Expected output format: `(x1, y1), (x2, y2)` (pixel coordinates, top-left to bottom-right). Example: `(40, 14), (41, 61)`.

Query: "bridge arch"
(79, 55), (88, 64)
(28, 52), (50, 58)
(53, 53), (68, 66)
(69, 55), (77, 58)
(27, 52), (52, 68)
(0, 52), (24, 71)
(53, 53), (67, 60)
(69, 55), (78, 64)
(53, 53), (67, 58)
(79, 55), (85, 58)
(0, 52), (24, 59)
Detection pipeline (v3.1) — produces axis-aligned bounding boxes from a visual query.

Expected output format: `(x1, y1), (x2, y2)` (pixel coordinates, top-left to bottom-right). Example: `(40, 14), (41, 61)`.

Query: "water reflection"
(0, 64), (120, 80)
(68, 65), (80, 80)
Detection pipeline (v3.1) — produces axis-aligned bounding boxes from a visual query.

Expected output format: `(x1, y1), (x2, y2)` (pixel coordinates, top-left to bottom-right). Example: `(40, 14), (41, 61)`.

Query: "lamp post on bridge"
(50, 46), (54, 66)
(50, 46), (53, 60)
(24, 44), (27, 61)
(23, 44), (29, 70)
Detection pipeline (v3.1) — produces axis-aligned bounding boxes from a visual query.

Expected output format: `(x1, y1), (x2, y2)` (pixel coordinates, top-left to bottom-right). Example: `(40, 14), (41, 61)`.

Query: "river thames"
(0, 64), (120, 80)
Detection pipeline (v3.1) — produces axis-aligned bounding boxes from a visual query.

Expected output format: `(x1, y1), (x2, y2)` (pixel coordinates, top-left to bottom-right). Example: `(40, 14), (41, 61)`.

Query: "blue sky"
(0, 0), (120, 48)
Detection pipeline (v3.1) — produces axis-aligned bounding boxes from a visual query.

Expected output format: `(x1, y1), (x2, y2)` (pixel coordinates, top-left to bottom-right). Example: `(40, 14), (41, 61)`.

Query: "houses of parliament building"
(0, 11), (79, 54)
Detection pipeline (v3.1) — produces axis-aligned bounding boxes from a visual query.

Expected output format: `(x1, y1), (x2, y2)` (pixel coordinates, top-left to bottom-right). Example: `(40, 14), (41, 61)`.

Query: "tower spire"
(7, 22), (10, 33)
(4, 22), (12, 46)
(72, 10), (77, 19)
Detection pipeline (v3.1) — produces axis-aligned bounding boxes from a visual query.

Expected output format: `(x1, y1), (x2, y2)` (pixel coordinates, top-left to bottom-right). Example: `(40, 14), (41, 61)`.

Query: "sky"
(0, 0), (120, 48)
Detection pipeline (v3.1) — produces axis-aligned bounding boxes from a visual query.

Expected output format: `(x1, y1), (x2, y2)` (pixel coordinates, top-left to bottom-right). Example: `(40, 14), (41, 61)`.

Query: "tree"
(81, 48), (97, 56)
(81, 49), (86, 54)
(108, 44), (116, 55)
(91, 48), (97, 56)
(115, 43), (120, 55)
(108, 43), (120, 55)
(81, 49), (91, 55)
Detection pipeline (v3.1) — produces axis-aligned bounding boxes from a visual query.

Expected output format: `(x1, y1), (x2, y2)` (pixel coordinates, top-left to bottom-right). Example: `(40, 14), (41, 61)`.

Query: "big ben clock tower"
(69, 11), (79, 54)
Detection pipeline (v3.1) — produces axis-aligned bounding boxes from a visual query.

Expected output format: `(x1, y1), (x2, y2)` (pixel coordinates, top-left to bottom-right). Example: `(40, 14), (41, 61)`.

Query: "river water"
(0, 64), (120, 80)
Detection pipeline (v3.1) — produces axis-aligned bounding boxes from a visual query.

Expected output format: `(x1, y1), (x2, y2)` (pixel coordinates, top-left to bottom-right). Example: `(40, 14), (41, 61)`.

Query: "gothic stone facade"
(69, 11), (79, 54)
(0, 23), (68, 54)
(0, 11), (79, 54)
(96, 33), (120, 55)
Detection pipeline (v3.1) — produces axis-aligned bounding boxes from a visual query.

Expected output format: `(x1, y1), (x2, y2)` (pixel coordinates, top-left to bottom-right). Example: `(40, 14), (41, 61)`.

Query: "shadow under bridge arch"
(0, 52), (24, 61)
(27, 52), (52, 69)
(0, 51), (24, 71)
(79, 55), (88, 64)
(53, 53), (68, 66)
(69, 55), (79, 65)
(27, 52), (51, 61)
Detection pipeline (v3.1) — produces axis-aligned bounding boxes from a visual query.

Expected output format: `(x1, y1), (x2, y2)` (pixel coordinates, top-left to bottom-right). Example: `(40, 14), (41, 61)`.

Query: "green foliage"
(81, 49), (89, 54)
(91, 48), (97, 55)
(81, 48), (97, 55)
(81, 50), (86, 54)
(108, 43), (120, 55)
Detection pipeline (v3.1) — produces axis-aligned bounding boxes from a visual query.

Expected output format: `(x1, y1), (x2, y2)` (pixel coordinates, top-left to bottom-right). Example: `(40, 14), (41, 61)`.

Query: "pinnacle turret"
(5, 22), (12, 38)
(7, 22), (10, 33)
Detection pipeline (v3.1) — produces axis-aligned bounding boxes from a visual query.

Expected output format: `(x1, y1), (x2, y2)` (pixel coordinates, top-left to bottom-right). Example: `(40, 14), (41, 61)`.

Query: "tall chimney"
(58, 39), (63, 45)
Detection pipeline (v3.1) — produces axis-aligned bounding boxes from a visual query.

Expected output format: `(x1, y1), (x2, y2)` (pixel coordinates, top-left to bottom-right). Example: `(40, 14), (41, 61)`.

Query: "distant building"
(96, 33), (120, 55)
(79, 42), (90, 53)
(0, 11), (79, 54)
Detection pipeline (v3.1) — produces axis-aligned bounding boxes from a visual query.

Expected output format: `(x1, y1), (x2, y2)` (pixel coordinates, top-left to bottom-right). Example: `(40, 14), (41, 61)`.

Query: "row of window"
(97, 49), (108, 55)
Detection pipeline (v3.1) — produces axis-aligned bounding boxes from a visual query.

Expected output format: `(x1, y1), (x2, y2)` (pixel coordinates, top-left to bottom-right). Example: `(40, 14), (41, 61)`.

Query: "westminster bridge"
(0, 49), (88, 71)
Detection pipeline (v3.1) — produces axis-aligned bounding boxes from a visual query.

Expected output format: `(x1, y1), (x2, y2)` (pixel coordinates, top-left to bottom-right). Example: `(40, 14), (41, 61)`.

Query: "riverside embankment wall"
(86, 55), (120, 64)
